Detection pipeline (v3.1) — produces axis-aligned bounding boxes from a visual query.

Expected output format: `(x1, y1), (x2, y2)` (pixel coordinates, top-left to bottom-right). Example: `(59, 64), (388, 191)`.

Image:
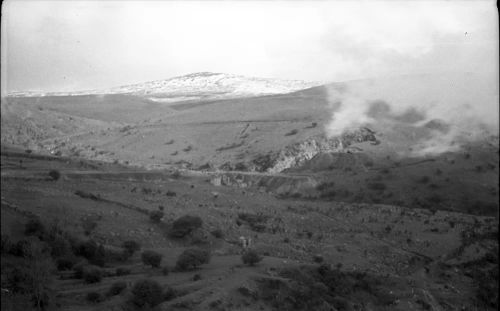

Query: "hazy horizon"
(1, 0), (498, 95)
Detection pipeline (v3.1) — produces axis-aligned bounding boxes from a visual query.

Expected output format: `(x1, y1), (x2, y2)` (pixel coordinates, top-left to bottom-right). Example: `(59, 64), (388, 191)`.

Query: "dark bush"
(175, 248), (211, 271)
(163, 286), (176, 301)
(25, 217), (46, 238)
(210, 229), (224, 239)
(56, 257), (77, 271)
(241, 249), (262, 266)
(9, 239), (31, 257)
(82, 265), (103, 283)
(129, 279), (164, 308)
(122, 240), (141, 256)
(48, 234), (71, 258)
(75, 240), (105, 266)
(170, 215), (203, 238)
(141, 250), (162, 268)
(418, 176), (430, 184)
(149, 211), (164, 223)
(115, 267), (131, 276)
(75, 239), (98, 258)
(162, 266), (169, 276)
(166, 190), (177, 197)
(86, 291), (102, 303)
(1, 234), (11, 254)
(285, 129), (299, 136)
(107, 281), (127, 297)
(48, 170), (61, 181)
(104, 247), (129, 262)
(313, 255), (324, 263)
(367, 182), (387, 191)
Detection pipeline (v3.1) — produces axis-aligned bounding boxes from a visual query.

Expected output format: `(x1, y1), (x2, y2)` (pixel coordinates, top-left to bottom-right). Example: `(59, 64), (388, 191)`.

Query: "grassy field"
(1, 148), (498, 310)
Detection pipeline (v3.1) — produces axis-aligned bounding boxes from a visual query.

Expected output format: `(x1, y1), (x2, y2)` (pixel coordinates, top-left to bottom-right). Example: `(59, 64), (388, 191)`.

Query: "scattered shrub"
(166, 190), (177, 197)
(241, 249), (262, 266)
(175, 248), (211, 271)
(72, 260), (89, 279)
(129, 279), (164, 308)
(313, 255), (324, 263)
(75, 239), (97, 259)
(48, 234), (71, 258)
(81, 219), (98, 236)
(141, 250), (162, 268)
(107, 281), (127, 297)
(104, 247), (129, 262)
(1, 234), (11, 253)
(163, 286), (176, 301)
(285, 129), (299, 136)
(56, 257), (77, 271)
(122, 240), (141, 256)
(83, 265), (103, 283)
(162, 266), (169, 276)
(86, 291), (102, 303)
(149, 211), (164, 223)
(367, 182), (387, 192)
(48, 170), (61, 181)
(210, 229), (224, 239)
(158, 205), (164, 211)
(25, 217), (46, 238)
(418, 176), (430, 184)
(115, 267), (131, 276)
(170, 215), (203, 238)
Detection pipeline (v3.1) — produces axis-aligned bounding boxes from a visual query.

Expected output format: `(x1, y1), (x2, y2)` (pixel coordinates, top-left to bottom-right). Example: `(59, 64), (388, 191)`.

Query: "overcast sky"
(1, 0), (498, 93)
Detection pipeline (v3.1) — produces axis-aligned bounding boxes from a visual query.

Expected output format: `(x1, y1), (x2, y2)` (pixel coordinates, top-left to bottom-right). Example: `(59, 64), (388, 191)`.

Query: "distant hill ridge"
(7, 72), (322, 100)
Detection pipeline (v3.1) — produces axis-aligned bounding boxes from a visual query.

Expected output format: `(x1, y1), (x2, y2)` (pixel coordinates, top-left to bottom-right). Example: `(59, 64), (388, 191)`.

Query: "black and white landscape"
(1, 1), (498, 311)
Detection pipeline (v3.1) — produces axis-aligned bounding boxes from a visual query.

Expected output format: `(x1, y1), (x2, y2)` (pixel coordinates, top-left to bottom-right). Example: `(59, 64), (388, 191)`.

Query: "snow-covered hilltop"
(7, 72), (322, 101)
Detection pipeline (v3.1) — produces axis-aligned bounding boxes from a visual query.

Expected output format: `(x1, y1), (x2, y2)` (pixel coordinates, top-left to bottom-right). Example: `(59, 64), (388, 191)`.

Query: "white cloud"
(1, 0), (498, 93)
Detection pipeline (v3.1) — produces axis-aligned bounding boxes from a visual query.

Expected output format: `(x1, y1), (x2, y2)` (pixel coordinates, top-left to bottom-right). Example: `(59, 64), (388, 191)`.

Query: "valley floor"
(1, 147), (498, 310)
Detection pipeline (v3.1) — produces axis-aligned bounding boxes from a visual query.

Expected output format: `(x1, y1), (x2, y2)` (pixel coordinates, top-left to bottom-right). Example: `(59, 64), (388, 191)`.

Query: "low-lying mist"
(325, 72), (499, 156)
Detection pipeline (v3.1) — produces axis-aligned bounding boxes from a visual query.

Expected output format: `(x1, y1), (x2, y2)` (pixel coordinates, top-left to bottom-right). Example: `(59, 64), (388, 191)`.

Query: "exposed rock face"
(252, 127), (378, 173)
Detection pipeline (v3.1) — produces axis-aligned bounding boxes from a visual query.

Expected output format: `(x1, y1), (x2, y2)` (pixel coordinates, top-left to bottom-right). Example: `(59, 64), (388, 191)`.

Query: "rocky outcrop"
(252, 127), (378, 173)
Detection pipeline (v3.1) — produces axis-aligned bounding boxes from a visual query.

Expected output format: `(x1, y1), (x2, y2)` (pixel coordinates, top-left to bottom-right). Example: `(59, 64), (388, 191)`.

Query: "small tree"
(48, 170), (61, 181)
(56, 257), (77, 271)
(175, 248), (210, 271)
(86, 292), (102, 303)
(241, 249), (262, 266)
(23, 238), (54, 310)
(170, 215), (203, 238)
(149, 211), (164, 223)
(129, 279), (164, 308)
(141, 250), (162, 268)
(115, 267), (131, 276)
(107, 281), (127, 297)
(83, 265), (103, 283)
(122, 240), (141, 256)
